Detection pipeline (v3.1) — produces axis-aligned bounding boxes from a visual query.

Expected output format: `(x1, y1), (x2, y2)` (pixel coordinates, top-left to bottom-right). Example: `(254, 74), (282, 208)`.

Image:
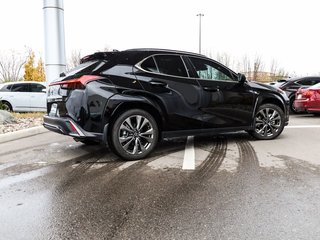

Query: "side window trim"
(180, 55), (190, 78)
(152, 56), (160, 73)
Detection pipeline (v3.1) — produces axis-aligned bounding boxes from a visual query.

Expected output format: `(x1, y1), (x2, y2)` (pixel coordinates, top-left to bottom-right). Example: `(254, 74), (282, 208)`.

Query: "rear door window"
(140, 57), (159, 73)
(11, 83), (30, 92)
(153, 55), (188, 77)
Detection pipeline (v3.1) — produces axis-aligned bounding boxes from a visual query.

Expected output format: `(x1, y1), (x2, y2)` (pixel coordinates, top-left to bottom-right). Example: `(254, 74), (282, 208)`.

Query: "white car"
(0, 81), (47, 112)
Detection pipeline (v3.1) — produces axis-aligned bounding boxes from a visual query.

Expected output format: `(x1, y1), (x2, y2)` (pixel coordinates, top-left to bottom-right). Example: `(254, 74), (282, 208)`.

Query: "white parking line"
(286, 125), (320, 129)
(183, 136), (195, 170)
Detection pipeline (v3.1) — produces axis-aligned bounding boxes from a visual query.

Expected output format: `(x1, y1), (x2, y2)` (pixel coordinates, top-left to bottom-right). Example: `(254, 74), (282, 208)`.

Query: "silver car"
(0, 81), (47, 112)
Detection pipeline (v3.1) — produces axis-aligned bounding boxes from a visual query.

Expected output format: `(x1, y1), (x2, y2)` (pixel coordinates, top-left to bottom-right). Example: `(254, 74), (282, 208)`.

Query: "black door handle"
(149, 81), (167, 87)
(203, 86), (220, 92)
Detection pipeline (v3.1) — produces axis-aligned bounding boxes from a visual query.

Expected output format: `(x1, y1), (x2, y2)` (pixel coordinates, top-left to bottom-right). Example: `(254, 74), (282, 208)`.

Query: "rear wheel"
(290, 96), (298, 114)
(1, 101), (12, 112)
(110, 109), (159, 160)
(249, 103), (285, 140)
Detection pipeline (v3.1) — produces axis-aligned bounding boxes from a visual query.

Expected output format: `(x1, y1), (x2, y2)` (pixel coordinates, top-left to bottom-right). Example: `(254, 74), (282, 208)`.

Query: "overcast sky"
(1, 0), (319, 75)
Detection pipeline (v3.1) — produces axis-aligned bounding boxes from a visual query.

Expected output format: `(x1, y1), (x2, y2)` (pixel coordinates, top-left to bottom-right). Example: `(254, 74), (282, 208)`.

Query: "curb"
(0, 126), (48, 144)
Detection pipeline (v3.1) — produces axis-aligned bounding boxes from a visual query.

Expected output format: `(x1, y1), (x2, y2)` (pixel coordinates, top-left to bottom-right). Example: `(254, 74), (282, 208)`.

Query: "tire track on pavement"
(236, 140), (259, 172)
(195, 136), (228, 179)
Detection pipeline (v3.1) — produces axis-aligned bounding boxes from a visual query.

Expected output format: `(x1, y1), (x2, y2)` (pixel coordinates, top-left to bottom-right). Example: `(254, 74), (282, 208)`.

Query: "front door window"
(189, 57), (234, 81)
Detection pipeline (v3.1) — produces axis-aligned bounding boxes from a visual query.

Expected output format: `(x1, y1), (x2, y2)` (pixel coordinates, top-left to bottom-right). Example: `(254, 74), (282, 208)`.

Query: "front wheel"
(110, 109), (159, 160)
(249, 103), (285, 140)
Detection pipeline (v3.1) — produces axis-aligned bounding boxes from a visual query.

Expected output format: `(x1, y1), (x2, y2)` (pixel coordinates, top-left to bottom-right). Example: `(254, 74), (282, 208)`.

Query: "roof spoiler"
(80, 50), (119, 64)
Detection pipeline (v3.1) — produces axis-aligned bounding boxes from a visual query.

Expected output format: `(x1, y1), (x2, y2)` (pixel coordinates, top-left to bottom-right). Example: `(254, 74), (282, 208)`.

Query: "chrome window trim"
(135, 54), (191, 79)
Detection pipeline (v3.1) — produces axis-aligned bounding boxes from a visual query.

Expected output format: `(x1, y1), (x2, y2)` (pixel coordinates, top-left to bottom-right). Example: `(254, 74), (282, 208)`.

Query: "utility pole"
(196, 13), (204, 54)
(43, 0), (66, 84)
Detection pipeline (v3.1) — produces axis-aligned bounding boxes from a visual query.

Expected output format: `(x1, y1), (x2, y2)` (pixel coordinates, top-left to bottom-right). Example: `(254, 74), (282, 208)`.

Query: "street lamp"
(196, 13), (204, 54)
(43, 0), (66, 84)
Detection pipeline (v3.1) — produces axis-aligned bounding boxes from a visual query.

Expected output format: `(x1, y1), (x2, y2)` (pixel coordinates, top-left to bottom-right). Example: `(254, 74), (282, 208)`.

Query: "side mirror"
(60, 72), (66, 77)
(238, 73), (246, 84)
(42, 88), (47, 93)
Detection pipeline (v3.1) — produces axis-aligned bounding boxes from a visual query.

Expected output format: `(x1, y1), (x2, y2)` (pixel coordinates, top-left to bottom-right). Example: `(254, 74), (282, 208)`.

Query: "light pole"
(43, 0), (66, 84)
(196, 13), (204, 54)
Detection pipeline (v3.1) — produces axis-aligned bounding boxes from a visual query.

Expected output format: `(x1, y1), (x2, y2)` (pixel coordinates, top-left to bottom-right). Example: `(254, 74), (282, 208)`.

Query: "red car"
(294, 83), (320, 113)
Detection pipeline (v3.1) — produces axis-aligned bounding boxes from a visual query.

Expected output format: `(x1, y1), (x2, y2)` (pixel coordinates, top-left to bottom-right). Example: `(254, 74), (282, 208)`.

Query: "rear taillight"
(49, 75), (100, 90)
(302, 90), (315, 98)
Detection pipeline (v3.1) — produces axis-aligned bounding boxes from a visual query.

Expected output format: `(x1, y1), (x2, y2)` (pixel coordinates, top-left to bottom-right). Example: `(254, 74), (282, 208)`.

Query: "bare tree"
(270, 59), (278, 81)
(0, 50), (26, 82)
(201, 51), (291, 83)
(67, 49), (82, 71)
(241, 55), (251, 79)
(216, 52), (231, 68)
(207, 51), (238, 70)
(270, 59), (289, 81)
(252, 55), (264, 81)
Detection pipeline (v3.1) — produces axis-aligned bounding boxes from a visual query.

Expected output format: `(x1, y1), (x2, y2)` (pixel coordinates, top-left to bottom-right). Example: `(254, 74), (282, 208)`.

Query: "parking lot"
(0, 114), (320, 239)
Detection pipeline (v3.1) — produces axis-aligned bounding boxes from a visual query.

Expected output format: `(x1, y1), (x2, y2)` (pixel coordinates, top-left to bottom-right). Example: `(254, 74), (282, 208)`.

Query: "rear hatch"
(47, 60), (103, 117)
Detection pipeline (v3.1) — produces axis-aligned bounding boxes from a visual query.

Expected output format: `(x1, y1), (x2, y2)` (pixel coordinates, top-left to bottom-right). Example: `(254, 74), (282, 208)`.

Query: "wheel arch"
(103, 93), (166, 141)
(256, 94), (286, 113)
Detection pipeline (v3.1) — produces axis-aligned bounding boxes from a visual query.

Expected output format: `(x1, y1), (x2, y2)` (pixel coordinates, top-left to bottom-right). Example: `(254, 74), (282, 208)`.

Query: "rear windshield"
(64, 60), (100, 78)
(0, 84), (12, 92)
(310, 82), (320, 89)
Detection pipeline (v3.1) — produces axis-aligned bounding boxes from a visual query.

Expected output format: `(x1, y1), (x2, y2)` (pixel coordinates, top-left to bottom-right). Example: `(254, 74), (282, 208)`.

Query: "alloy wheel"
(118, 115), (154, 155)
(255, 107), (282, 137)
(2, 103), (11, 112)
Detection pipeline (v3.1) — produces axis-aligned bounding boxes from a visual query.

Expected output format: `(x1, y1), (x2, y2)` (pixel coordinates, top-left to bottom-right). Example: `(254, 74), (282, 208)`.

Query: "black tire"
(1, 101), (12, 112)
(248, 103), (285, 140)
(110, 109), (159, 160)
(290, 96), (298, 114)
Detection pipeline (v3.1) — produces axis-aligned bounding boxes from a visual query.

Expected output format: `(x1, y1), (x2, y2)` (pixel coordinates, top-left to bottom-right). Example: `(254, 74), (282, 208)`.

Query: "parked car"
(294, 83), (320, 113)
(0, 81), (47, 112)
(43, 49), (289, 160)
(268, 79), (287, 88)
(278, 76), (320, 113)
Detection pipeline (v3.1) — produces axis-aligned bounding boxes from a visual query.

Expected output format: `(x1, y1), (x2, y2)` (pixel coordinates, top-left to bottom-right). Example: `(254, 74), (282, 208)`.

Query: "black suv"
(44, 49), (289, 160)
(278, 76), (320, 113)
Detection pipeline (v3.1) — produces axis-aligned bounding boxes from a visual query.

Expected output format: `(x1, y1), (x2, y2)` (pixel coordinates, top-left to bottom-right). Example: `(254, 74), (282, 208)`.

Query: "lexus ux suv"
(44, 49), (289, 160)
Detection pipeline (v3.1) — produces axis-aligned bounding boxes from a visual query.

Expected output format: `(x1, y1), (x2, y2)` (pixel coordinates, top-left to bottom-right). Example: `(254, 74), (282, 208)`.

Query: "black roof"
(81, 48), (208, 64)
(285, 76), (320, 82)
(124, 48), (206, 57)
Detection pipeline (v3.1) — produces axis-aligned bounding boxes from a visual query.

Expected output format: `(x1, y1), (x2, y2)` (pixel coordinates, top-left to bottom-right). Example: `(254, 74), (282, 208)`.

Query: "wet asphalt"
(0, 114), (320, 240)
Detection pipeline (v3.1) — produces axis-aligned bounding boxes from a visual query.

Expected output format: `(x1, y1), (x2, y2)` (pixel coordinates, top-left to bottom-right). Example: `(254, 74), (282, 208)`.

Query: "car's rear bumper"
(294, 100), (308, 112)
(43, 115), (104, 141)
(294, 99), (320, 113)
